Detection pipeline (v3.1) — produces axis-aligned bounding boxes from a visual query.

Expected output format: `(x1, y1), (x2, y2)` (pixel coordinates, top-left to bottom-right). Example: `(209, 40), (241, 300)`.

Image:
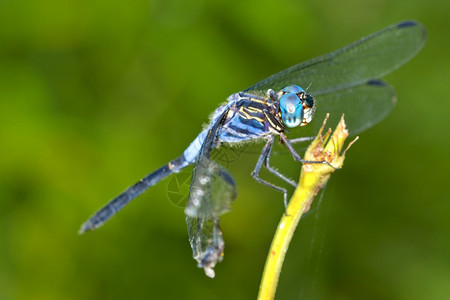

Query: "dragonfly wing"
(185, 104), (237, 219)
(244, 20), (426, 94)
(286, 79), (397, 143)
(317, 79), (396, 136)
(185, 160), (236, 277)
(211, 166), (237, 214)
(185, 215), (224, 278)
(185, 157), (237, 218)
(184, 107), (237, 277)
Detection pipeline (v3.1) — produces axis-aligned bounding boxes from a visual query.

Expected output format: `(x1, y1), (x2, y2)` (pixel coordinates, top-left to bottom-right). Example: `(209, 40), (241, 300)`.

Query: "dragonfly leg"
(264, 138), (297, 188)
(288, 136), (315, 144)
(251, 137), (289, 210)
(279, 133), (337, 169)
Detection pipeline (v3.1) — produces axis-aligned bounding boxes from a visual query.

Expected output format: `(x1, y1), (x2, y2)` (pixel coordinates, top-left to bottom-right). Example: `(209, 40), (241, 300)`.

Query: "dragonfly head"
(279, 85), (315, 128)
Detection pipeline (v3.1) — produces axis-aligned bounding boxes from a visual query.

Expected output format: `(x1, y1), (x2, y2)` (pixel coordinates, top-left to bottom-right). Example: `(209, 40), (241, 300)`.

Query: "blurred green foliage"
(0, 0), (449, 299)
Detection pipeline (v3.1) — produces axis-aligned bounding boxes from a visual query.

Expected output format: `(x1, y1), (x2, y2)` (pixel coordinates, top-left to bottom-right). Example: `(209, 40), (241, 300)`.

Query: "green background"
(0, 0), (448, 299)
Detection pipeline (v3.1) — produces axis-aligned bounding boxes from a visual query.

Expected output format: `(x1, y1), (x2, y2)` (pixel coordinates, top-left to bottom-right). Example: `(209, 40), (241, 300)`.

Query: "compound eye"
(282, 85), (305, 94)
(279, 93), (303, 128)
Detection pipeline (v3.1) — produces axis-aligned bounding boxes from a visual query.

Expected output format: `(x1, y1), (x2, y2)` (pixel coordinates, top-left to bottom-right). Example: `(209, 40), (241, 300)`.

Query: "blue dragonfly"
(79, 21), (426, 277)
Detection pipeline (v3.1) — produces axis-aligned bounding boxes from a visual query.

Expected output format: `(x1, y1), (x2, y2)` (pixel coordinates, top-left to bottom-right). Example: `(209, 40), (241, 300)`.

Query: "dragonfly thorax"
(278, 85), (315, 128)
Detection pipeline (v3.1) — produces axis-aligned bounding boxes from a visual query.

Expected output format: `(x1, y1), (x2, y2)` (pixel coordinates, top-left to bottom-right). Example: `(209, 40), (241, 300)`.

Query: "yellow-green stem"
(258, 115), (357, 300)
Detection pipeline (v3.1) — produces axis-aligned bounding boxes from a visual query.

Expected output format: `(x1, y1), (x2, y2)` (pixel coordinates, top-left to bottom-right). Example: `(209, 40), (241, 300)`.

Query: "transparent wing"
(288, 79), (397, 142)
(185, 157), (236, 277)
(184, 108), (237, 277)
(185, 106), (237, 219)
(185, 157), (236, 219)
(245, 20), (426, 94)
(185, 215), (225, 278)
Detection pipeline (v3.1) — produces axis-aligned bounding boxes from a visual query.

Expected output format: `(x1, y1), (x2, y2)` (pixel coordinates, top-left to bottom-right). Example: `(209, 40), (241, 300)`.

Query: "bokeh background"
(1, 0), (448, 299)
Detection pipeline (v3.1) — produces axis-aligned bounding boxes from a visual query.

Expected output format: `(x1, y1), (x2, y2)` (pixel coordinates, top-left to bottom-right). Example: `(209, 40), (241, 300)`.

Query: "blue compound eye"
(279, 93), (303, 128)
(282, 85), (305, 94)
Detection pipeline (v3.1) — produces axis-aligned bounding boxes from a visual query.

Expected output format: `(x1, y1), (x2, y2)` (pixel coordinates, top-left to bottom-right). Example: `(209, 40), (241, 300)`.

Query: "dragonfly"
(79, 20), (426, 277)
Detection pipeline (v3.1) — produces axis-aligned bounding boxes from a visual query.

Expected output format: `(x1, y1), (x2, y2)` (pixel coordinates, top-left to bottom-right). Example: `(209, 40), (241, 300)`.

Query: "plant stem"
(258, 114), (357, 300)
